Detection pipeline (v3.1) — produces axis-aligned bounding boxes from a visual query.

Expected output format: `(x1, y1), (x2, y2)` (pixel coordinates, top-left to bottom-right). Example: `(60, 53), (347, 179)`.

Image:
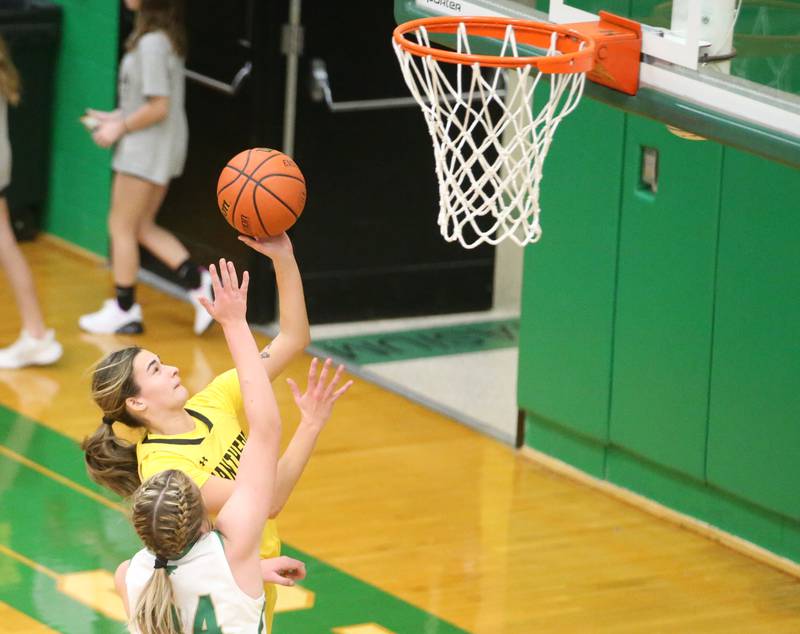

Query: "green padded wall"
(522, 126), (800, 561)
(518, 97), (625, 446)
(44, 0), (118, 255)
(519, 64), (800, 564)
(706, 149), (800, 521)
(608, 118), (722, 478)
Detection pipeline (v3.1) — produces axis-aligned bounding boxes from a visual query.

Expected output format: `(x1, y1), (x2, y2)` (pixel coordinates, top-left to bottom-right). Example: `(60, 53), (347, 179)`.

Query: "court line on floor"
(0, 543), (59, 581)
(0, 444), (125, 513)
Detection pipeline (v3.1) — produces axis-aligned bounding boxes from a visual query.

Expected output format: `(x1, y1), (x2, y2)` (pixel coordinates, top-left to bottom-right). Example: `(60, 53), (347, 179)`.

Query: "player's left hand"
(287, 358), (353, 431)
(260, 556), (307, 586)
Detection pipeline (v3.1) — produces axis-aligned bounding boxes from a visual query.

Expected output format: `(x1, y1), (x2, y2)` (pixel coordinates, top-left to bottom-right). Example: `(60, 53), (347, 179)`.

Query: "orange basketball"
(216, 148), (306, 238)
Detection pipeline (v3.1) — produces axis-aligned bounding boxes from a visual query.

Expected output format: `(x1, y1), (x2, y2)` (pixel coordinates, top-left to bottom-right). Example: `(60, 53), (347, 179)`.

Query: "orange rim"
(393, 16), (596, 73)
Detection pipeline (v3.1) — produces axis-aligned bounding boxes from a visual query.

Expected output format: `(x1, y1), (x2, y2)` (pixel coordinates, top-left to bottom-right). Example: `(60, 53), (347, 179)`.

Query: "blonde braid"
(130, 470), (206, 634)
(170, 476), (198, 556)
(151, 483), (169, 542)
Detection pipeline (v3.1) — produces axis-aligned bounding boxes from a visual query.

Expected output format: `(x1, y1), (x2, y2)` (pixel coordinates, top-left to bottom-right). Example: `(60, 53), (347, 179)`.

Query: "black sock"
(175, 259), (202, 290)
(115, 285), (136, 312)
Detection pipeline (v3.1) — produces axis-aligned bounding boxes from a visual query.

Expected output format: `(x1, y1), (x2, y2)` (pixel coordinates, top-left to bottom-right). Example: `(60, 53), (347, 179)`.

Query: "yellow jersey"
(136, 369), (279, 631)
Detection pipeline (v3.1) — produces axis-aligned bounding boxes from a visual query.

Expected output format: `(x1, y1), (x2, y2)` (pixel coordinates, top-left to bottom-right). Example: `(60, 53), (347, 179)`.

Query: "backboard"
(395, 0), (800, 168)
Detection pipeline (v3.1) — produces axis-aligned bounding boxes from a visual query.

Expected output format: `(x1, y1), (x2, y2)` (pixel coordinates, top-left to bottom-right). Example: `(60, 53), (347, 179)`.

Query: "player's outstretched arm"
(238, 233), (310, 379)
(269, 358), (353, 517)
(198, 260), (281, 558)
(197, 358), (353, 518)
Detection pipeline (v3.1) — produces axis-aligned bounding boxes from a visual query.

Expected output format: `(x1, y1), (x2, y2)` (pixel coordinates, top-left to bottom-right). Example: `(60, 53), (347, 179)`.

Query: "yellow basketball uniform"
(137, 369), (279, 632)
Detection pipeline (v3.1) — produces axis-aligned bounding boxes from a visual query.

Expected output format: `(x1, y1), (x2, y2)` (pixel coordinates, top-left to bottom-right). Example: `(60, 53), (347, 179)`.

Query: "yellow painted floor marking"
(275, 583), (315, 611)
(0, 543), (126, 622)
(0, 600), (61, 633)
(58, 569), (126, 622)
(0, 543), (59, 580)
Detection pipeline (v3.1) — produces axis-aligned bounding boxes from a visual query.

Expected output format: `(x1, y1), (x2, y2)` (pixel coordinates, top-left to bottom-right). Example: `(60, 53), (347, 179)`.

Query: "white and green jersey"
(125, 531), (267, 633)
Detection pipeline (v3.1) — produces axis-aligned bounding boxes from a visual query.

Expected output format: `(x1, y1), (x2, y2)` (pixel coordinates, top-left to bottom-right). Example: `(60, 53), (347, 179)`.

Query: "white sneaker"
(79, 299), (144, 334)
(0, 329), (63, 369)
(188, 269), (214, 335)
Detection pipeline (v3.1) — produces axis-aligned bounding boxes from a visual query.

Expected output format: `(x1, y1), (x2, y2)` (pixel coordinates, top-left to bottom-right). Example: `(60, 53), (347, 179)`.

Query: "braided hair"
(130, 470), (206, 634)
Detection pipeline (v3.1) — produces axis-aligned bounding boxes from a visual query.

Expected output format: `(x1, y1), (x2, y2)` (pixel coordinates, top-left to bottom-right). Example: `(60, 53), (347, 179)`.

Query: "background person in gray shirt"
(79, 0), (213, 336)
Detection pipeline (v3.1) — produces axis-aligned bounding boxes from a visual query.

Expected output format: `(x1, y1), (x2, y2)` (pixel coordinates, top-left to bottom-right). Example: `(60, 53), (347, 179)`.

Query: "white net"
(393, 22), (588, 248)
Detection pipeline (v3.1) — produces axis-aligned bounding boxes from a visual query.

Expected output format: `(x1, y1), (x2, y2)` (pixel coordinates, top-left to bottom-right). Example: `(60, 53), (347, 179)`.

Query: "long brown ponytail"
(82, 347), (145, 498)
(130, 470), (205, 634)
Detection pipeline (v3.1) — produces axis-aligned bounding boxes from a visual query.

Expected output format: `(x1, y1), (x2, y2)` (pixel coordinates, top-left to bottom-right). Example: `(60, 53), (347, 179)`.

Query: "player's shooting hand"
(197, 259), (249, 327)
(238, 233), (294, 262)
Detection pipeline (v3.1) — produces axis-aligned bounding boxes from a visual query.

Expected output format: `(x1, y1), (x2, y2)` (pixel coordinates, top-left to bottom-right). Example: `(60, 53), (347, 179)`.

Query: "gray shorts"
(112, 119), (187, 185)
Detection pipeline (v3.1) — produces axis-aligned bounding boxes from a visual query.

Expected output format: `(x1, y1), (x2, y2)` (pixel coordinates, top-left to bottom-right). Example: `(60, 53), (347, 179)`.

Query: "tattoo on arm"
(260, 349), (270, 359)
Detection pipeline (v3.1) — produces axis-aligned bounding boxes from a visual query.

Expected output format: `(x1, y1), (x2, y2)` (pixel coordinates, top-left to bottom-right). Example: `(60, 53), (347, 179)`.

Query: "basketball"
(216, 148), (306, 238)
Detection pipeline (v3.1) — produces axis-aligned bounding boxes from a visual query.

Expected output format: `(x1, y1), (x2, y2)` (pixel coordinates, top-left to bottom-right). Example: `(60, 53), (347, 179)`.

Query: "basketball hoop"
(393, 15), (640, 248)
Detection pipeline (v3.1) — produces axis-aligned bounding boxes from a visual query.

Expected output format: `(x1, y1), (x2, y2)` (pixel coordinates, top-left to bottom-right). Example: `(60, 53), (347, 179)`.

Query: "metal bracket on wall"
(185, 62), (252, 96)
(310, 58), (506, 113)
(640, 146), (659, 194)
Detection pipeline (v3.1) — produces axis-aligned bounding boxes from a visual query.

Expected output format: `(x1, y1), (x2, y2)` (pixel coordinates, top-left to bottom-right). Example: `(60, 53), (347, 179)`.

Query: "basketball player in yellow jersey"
(83, 233), (322, 632)
(117, 258), (350, 634)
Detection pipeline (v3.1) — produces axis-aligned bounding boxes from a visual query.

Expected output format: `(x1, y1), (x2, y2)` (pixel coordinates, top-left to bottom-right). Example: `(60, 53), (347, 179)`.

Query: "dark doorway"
(125, 0), (494, 324)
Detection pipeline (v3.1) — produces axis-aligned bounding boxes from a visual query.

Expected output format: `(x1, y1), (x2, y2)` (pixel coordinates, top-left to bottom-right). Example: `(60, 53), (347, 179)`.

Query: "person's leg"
(136, 182), (191, 269)
(137, 182), (214, 335)
(79, 172), (153, 334)
(0, 198), (63, 368)
(0, 198), (46, 337)
(109, 172), (158, 296)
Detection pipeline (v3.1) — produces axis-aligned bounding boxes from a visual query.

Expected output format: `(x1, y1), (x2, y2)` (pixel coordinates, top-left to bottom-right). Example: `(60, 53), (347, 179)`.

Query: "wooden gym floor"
(0, 238), (799, 633)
